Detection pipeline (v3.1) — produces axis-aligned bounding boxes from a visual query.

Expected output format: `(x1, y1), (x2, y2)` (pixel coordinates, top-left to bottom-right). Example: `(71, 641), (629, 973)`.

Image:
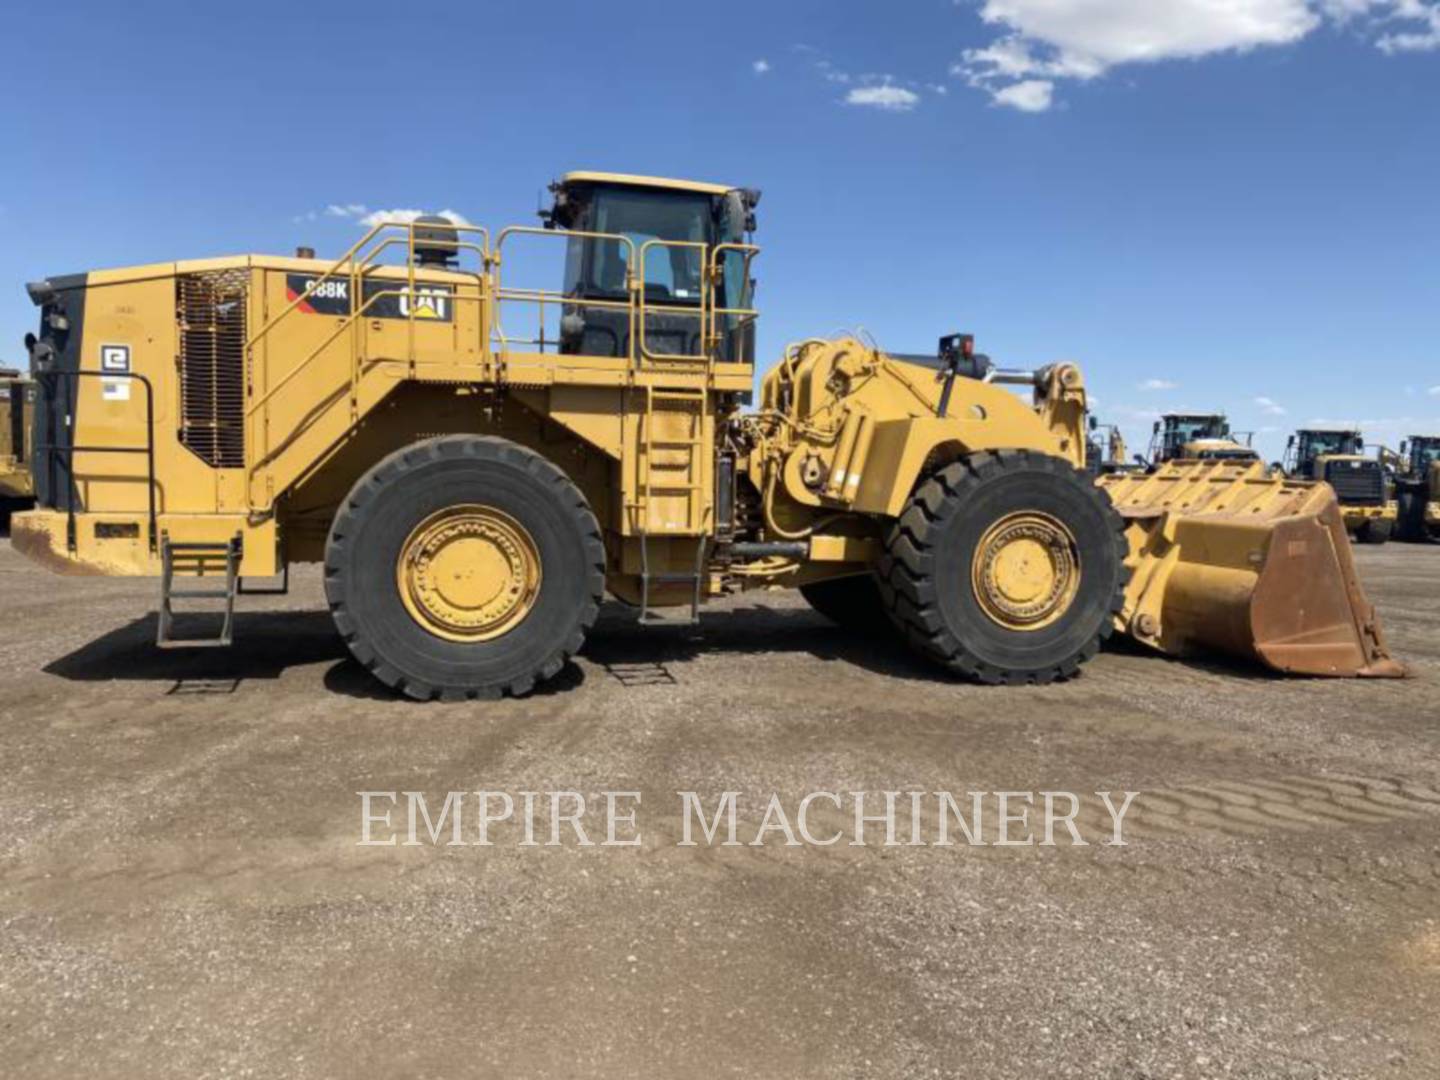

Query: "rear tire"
(1359, 518), (1393, 545)
(325, 436), (604, 701)
(799, 574), (888, 634)
(877, 450), (1128, 686)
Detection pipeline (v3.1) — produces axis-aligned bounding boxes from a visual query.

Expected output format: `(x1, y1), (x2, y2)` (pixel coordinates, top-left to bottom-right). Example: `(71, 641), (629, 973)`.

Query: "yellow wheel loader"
(0, 367), (36, 529)
(11, 172), (1402, 699)
(1396, 436), (1440, 543)
(1283, 429), (1397, 544)
(1144, 414), (1260, 467)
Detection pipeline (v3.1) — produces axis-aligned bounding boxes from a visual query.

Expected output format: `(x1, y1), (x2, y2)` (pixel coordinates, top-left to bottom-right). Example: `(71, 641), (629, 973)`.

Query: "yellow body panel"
(746, 339), (1087, 526)
(1341, 502), (1398, 528)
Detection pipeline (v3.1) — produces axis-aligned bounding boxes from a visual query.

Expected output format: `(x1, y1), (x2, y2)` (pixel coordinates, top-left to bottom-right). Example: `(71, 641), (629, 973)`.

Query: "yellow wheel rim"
(396, 505), (541, 642)
(970, 511), (1080, 632)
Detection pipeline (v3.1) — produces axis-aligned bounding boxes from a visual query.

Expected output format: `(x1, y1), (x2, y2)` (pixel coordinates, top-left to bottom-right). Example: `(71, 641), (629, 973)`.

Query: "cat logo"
(400, 287), (449, 321)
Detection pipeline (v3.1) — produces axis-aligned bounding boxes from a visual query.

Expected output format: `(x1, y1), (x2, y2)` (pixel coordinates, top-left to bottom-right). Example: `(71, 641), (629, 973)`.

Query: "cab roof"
(561, 171), (734, 196)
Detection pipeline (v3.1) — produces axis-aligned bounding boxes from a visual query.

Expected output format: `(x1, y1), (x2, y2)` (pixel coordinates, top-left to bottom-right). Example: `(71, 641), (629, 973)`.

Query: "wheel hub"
(397, 505), (541, 641)
(971, 512), (1080, 631)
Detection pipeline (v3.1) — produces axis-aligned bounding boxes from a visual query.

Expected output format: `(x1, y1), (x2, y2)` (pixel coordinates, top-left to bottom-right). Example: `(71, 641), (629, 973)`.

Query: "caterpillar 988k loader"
(11, 171), (1402, 699)
(1396, 436), (1440, 543)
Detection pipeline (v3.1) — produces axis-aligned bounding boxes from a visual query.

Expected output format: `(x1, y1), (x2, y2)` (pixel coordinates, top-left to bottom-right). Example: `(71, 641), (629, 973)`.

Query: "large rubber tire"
(324, 435), (604, 701)
(1395, 489), (1426, 543)
(799, 574), (888, 634)
(1359, 518), (1393, 545)
(877, 450), (1128, 686)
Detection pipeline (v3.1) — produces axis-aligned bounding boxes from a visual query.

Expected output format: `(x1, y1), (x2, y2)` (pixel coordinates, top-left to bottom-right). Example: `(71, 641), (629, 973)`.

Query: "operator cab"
(1401, 436), (1440, 476)
(542, 171), (760, 364)
(1151, 414), (1235, 464)
(1286, 429), (1366, 479)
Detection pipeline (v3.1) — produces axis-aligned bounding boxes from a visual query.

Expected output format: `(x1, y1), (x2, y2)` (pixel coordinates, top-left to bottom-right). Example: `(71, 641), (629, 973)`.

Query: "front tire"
(877, 450), (1128, 686)
(1395, 489), (1426, 543)
(1359, 518), (1393, 545)
(325, 436), (604, 701)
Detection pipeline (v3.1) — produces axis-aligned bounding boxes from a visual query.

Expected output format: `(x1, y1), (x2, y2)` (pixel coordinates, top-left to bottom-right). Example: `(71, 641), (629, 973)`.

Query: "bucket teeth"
(1096, 461), (1404, 678)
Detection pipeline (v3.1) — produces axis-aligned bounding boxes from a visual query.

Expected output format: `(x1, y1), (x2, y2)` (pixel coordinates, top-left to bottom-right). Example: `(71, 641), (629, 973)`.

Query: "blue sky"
(2, 0), (1436, 461)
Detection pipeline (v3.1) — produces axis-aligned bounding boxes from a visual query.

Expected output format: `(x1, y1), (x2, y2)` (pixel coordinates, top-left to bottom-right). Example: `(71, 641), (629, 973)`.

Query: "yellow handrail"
(492, 226), (638, 358)
(636, 238), (710, 364)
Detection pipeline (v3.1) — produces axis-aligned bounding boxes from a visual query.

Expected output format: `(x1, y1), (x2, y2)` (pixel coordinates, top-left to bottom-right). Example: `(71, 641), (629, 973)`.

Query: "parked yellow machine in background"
(10, 172), (1402, 698)
(0, 366), (35, 528)
(1283, 428), (1397, 544)
(1396, 436), (1440, 543)
(1146, 414), (1260, 467)
(1085, 420), (1134, 476)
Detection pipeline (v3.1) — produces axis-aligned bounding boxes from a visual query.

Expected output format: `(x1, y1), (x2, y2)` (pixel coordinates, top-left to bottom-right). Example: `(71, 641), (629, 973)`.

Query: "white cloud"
(357, 208), (471, 228)
(956, 1), (1440, 110)
(1254, 395), (1288, 415)
(752, 59), (771, 74)
(992, 78), (1054, 111)
(325, 203), (368, 218)
(1377, 0), (1440, 51)
(845, 83), (921, 111)
(1138, 378), (1179, 391)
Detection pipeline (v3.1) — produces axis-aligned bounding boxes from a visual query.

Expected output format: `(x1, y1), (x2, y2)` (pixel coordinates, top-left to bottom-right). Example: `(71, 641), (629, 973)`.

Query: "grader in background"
(1283, 428), (1397, 544)
(0, 366), (35, 529)
(12, 171), (1401, 699)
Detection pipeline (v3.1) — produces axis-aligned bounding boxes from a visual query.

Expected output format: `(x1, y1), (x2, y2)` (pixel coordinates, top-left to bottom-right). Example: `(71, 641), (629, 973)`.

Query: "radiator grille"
(1325, 460), (1385, 506)
(177, 270), (247, 469)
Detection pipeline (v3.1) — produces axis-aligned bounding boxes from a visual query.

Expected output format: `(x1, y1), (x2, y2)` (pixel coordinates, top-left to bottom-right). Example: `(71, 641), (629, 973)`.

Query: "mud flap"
(1097, 462), (1404, 678)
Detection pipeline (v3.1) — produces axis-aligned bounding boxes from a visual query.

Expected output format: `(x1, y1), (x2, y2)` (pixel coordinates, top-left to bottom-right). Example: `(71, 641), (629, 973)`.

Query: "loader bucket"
(1096, 461), (1404, 678)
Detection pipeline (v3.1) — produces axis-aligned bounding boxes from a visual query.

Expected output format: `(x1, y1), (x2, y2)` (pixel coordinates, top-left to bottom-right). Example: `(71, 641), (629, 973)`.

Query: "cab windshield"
(1410, 440), (1440, 472)
(564, 188), (712, 302)
(1303, 431), (1362, 457)
(1173, 418), (1226, 441)
(1162, 417), (1226, 457)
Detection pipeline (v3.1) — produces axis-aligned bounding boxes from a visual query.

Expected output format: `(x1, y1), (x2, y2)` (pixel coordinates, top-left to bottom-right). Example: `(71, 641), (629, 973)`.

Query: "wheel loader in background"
(1395, 436), (1440, 542)
(1144, 413), (1260, 468)
(1283, 428), (1397, 544)
(0, 366), (36, 529)
(11, 171), (1402, 699)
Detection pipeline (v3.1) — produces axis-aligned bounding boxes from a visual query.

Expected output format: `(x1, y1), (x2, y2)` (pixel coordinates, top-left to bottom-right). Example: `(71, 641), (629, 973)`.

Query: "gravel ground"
(0, 539), (1437, 1079)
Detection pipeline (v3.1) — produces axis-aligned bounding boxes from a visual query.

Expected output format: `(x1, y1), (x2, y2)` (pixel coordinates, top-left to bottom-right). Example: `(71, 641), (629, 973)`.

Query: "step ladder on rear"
(157, 535), (241, 648)
(635, 384), (711, 626)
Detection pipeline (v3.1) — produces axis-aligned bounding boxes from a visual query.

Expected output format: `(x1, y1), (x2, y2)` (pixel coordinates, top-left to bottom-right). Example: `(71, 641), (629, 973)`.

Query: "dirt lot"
(1, 539), (1437, 1079)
